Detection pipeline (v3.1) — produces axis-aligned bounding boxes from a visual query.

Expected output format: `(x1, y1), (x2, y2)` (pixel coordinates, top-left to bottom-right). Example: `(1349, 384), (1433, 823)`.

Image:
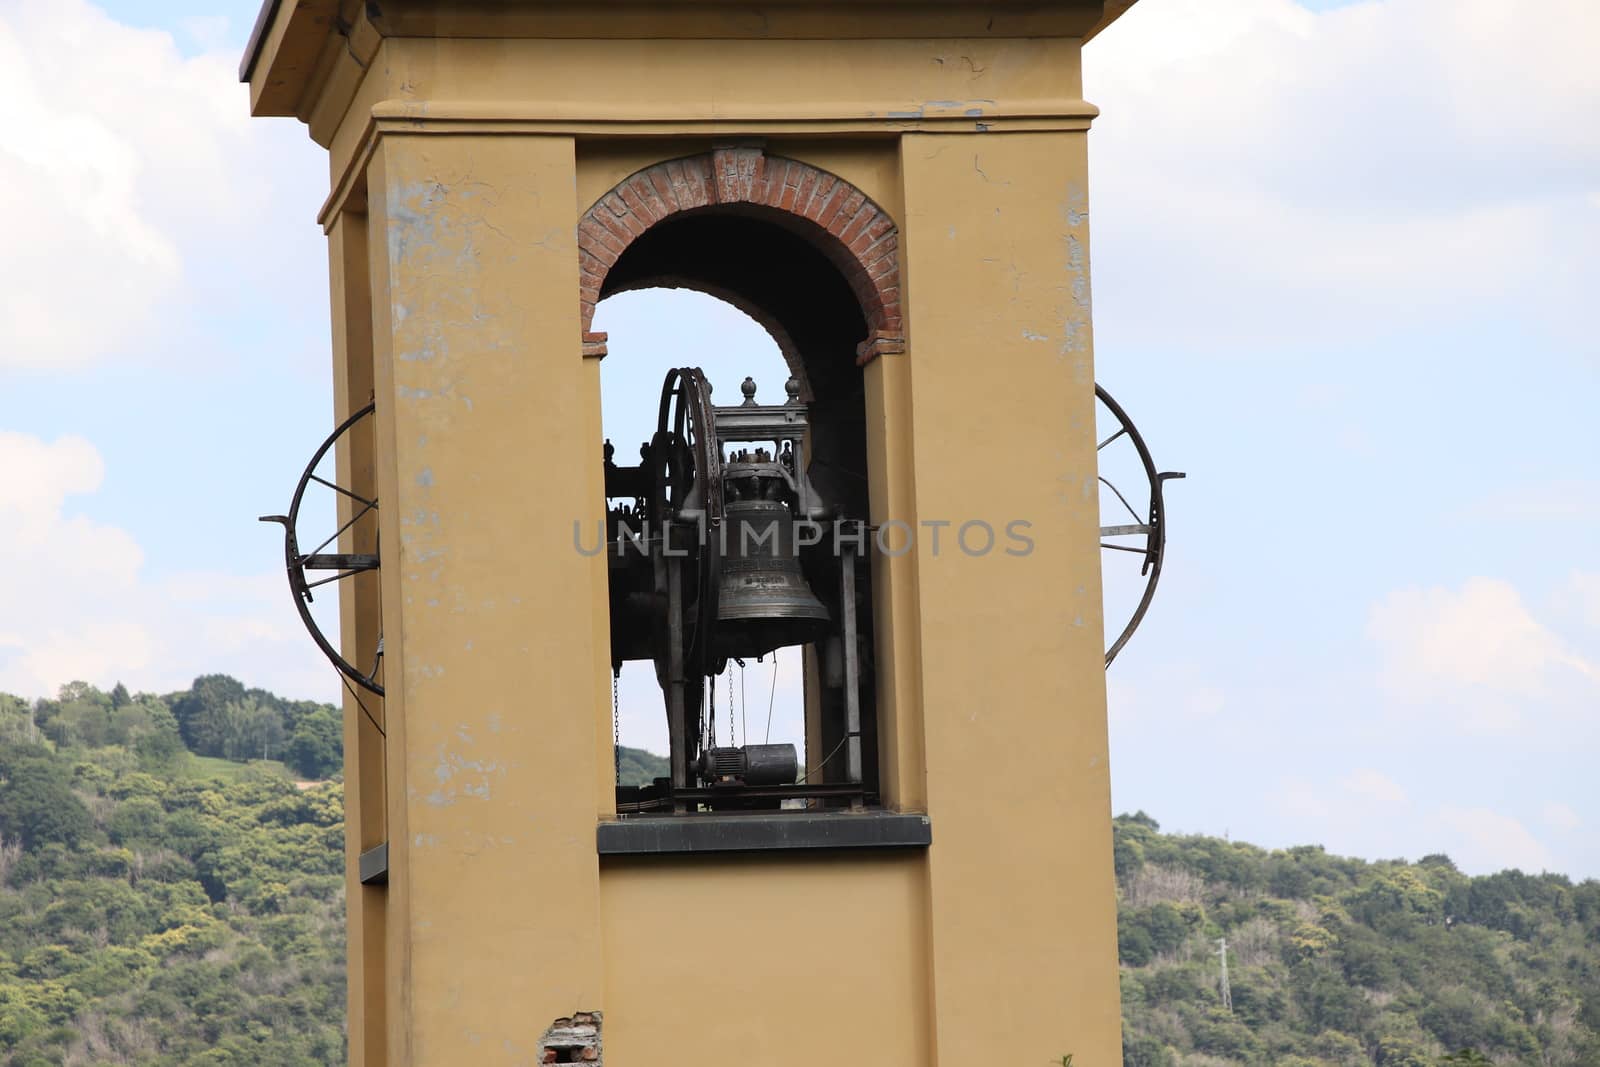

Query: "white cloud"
(1277, 777), (1332, 820)
(1270, 776), (1563, 874)
(1435, 806), (1554, 874)
(1269, 771), (1419, 861)
(1367, 577), (1599, 731)
(1340, 768), (1407, 807)
(0, 0), (323, 370)
(1542, 802), (1581, 832)
(0, 431), (335, 700)
(1460, 481), (1600, 531)
(1086, 0), (1600, 352)
(1565, 571), (1600, 631)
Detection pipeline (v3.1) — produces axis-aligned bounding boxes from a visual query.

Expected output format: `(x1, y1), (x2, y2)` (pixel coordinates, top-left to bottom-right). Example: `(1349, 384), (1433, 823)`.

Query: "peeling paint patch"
(1022, 328), (1048, 342)
(1056, 181), (1094, 368)
(423, 741), (506, 806)
(416, 467), (434, 487)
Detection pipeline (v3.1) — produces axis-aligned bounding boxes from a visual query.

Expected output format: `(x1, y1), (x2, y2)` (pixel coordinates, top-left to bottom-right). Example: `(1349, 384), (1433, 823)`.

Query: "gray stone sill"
(597, 810), (931, 856)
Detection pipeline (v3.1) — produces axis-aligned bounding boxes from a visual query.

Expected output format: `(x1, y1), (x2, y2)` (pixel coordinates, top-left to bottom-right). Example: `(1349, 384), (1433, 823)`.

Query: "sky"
(1, 0), (1595, 878)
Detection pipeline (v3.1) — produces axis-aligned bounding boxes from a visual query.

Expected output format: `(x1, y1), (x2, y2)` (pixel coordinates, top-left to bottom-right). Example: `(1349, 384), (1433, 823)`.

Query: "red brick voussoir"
(577, 148), (903, 367)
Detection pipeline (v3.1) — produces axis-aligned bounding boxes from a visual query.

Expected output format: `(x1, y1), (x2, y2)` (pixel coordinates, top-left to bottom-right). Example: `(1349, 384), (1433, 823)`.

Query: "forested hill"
(1, 679), (1595, 1065)
(1, 675), (343, 783)
(1114, 813), (1600, 1066)
(0, 677), (347, 1065)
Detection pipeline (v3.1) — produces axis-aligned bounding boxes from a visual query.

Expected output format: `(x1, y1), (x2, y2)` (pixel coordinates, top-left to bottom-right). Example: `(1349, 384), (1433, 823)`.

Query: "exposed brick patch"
(578, 149), (903, 364)
(539, 1011), (601, 1063)
(856, 330), (907, 366)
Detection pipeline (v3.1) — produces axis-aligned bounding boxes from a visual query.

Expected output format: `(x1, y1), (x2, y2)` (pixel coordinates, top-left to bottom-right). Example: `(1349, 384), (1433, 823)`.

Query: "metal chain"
(727, 669), (735, 747)
(612, 668), (621, 786)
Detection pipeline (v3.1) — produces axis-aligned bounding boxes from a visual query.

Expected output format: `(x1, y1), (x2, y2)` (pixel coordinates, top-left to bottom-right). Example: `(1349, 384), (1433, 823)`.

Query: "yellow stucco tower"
(245, 2), (1138, 1063)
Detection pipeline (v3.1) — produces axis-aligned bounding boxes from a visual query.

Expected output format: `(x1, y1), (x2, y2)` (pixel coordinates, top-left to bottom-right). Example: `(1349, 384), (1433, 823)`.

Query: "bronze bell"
(715, 454), (829, 659)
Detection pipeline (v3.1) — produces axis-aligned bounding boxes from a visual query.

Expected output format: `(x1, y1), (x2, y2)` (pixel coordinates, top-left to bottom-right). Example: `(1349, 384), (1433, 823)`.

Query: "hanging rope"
(764, 653), (779, 744)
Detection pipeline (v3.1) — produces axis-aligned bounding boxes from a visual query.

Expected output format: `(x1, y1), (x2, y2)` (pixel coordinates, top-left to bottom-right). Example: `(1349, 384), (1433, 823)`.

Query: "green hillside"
(1, 680), (1596, 1065)
(0, 680), (346, 1065)
(1114, 813), (1600, 1066)
(617, 745), (669, 788)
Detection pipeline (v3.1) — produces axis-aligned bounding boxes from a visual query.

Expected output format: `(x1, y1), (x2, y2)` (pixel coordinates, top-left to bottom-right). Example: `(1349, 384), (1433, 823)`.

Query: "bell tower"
(245, 2), (1139, 1063)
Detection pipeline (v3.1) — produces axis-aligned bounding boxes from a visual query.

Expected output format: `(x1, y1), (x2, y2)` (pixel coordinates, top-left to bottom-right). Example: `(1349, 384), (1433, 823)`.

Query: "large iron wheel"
(260, 402), (384, 695)
(656, 368), (724, 678)
(1097, 384), (1184, 668)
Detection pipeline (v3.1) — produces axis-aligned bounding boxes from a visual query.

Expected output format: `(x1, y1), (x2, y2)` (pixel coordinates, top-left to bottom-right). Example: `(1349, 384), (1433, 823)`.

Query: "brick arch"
(578, 147), (904, 367)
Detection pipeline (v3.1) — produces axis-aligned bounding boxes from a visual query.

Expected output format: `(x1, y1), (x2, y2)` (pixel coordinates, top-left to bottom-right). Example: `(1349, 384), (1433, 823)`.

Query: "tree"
(171, 674), (246, 756)
(106, 796), (166, 847)
(286, 707), (342, 780)
(50, 683), (115, 748)
(222, 697), (286, 761)
(0, 693), (36, 744)
(132, 700), (185, 770)
(0, 752), (92, 850)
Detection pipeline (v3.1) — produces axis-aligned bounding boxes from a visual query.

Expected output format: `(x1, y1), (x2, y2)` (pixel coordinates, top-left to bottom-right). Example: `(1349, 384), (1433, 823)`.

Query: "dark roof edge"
(239, 0), (283, 83)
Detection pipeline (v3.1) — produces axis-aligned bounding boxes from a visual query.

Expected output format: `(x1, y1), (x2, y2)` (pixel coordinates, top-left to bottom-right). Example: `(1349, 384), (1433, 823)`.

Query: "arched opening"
(597, 288), (808, 776)
(589, 154), (894, 814)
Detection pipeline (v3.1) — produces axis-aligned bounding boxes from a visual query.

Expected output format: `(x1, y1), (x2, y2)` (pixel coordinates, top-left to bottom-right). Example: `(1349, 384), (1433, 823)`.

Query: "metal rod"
(1097, 426), (1129, 451)
(302, 552), (380, 570)
(613, 781), (872, 813)
(306, 500), (376, 559)
(841, 544), (863, 794)
(308, 472), (377, 510)
(303, 569), (365, 591)
(666, 552), (688, 812)
(1099, 476), (1144, 524)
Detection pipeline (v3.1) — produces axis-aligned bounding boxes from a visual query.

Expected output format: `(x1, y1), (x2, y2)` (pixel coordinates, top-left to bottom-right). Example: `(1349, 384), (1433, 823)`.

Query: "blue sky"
(2, 0), (1595, 878)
